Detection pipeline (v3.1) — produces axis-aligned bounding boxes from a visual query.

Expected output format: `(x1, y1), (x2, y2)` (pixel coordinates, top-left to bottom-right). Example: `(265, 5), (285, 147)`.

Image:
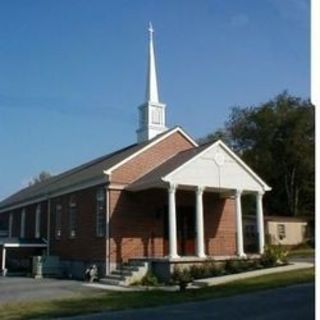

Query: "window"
(55, 203), (62, 239)
(277, 224), (286, 240)
(35, 204), (41, 238)
(20, 208), (26, 238)
(69, 195), (77, 238)
(8, 212), (13, 238)
(96, 188), (106, 237)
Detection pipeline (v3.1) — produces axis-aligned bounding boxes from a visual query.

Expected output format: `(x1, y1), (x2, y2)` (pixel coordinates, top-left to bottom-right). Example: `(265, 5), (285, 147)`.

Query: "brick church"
(0, 24), (270, 280)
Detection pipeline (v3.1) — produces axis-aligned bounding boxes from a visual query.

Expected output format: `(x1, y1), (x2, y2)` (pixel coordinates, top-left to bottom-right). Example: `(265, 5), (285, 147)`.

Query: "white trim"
(103, 127), (198, 175)
(3, 243), (47, 248)
(163, 140), (271, 192)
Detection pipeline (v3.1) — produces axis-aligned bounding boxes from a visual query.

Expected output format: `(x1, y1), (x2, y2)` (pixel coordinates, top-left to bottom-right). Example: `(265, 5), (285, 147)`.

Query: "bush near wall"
(170, 245), (289, 286)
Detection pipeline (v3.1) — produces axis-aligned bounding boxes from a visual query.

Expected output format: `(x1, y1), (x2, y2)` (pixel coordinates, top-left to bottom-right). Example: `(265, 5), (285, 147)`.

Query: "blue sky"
(0, 0), (310, 200)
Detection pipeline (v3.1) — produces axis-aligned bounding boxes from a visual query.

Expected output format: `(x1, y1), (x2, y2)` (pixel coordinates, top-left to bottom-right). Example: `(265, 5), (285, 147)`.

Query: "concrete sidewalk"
(192, 262), (313, 287)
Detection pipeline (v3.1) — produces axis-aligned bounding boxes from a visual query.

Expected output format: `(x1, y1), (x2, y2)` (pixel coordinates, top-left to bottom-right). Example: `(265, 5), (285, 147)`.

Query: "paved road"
(62, 283), (315, 320)
(0, 277), (99, 305)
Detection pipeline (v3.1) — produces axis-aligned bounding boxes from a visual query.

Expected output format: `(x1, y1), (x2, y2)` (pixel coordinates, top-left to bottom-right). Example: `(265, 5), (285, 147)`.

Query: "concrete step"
(128, 259), (149, 267)
(111, 269), (133, 277)
(120, 265), (140, 272)
(99, 278), (124, 286)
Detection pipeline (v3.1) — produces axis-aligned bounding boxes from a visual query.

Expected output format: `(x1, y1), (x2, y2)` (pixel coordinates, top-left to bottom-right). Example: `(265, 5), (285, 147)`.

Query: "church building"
(0, 25), (271, 281)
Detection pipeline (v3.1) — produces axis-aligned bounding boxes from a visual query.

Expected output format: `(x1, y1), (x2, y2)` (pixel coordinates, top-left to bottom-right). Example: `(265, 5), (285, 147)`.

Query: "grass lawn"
(0, 267), (314, 320)
(288, 248), (315, 258)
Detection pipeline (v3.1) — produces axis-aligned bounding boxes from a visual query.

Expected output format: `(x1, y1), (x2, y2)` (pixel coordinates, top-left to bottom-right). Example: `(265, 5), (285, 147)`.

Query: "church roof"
(0, 126), (196, 212)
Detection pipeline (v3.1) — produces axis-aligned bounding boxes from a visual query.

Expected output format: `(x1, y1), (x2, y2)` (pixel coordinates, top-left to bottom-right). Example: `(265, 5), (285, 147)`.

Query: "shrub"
(139, 271), (159, 286)
(171, 267), (192, 291)
(189, 265), (205, 279)
(207, 262), (224, 277)
(225, 260), (243, 274)
(261, 244), (288, 267)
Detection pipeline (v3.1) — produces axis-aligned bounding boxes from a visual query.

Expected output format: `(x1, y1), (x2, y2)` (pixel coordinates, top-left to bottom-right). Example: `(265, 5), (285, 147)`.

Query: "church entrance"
(177, 206), (195, 256)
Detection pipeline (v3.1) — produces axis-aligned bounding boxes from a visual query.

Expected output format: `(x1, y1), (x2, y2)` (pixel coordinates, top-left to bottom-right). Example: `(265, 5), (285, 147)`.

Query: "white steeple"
(146, 22), (159, 103)
(137, 23), (167, 143)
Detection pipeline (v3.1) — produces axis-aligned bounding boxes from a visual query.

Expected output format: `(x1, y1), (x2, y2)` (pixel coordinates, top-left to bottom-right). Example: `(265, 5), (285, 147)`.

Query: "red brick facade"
(1, 130), (237, 275)
(112, 131), (194, 184)
(50, 186), (107, 262)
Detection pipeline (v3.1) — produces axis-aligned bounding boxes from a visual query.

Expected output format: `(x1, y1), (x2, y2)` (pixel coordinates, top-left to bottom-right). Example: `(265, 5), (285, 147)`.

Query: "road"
(62, 283), (314, 320)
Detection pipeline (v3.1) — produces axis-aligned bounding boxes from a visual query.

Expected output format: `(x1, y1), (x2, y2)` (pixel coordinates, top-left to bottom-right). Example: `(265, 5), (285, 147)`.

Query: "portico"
(165, 184), (266, 259)
(128, 139), (271, 260)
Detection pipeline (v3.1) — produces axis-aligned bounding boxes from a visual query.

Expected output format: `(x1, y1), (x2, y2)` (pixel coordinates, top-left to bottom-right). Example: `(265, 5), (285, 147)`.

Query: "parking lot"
(0, 276), (100, 305)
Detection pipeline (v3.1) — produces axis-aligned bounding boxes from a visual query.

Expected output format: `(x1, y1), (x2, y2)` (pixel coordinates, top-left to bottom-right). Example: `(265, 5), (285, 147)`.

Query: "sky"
(0, 0), (310, 200)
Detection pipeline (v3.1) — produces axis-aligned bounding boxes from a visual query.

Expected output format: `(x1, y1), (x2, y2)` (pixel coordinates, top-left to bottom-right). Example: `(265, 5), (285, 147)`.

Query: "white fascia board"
(163, 140), (271, 192)
(0, 176), (108, 213)
(104, 127), (198, 175)
(4, 243), (47, 248)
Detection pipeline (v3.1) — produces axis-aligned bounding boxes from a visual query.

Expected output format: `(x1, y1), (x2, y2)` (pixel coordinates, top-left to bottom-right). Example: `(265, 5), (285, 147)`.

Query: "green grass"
(0, 268), (315, 320)
(288, 248), (315, 258)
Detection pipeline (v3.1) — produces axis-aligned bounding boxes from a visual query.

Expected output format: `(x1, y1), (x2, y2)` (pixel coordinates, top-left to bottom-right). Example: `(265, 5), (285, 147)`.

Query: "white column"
(168, 183), (179, 258)
(195, 186), (206, 258)
(256, 191), (265, 254)
(235, 190), (245, 257)
(1, 247), (6, 275)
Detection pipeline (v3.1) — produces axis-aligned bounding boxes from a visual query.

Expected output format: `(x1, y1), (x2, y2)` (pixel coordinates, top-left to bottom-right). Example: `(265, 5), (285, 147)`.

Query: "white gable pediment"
(164, 141), (271, 193)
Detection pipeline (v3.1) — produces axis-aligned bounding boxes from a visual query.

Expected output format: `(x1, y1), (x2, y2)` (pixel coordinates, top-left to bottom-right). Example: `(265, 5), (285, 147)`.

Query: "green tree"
(28, 171), (52, 186)
(200, 92), (315, 216)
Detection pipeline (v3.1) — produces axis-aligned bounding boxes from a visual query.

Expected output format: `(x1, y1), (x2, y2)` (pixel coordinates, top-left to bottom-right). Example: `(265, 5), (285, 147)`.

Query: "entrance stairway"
(100, 259), (149, 286)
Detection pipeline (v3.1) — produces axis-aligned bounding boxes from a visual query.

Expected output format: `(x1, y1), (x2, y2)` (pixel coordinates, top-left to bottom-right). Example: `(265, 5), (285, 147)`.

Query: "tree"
(200, 92), (315, 217)
(28, 171), (52, 186)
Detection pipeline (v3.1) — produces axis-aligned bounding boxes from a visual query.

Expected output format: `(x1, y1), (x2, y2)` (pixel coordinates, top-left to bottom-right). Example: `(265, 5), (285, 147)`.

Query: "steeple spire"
(146, 22), (159, 103)
(137, 23), (167, 143)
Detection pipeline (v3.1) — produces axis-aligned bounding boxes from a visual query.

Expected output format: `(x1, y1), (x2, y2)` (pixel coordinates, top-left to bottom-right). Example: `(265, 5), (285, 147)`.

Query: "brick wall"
(112, 131), (194, 184)
(204, 194), (237, 256)
(109, 188), (237, 263)
(109, 188), (167, 263)
(50, 186), (107, 262)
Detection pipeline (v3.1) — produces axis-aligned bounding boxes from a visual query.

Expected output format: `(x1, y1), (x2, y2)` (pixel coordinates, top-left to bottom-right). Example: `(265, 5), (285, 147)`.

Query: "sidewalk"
(192, 262), (313, 287)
